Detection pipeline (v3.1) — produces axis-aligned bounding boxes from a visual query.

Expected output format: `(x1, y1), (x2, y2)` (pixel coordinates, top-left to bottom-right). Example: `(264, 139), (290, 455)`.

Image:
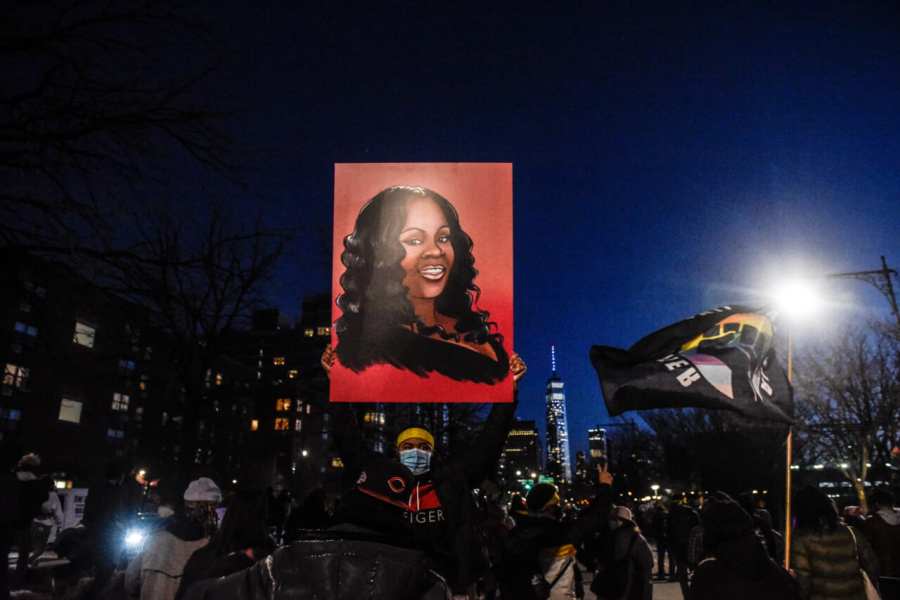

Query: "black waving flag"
(590, 306), (793, 424)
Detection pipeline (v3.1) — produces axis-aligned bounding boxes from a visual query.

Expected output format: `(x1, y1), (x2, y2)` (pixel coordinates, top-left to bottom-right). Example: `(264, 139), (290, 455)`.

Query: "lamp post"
(771, 257), (899, 567)
(771, 278), (823, 570)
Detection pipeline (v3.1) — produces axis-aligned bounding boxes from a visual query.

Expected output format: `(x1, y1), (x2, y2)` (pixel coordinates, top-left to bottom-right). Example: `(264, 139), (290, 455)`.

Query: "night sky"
(198, 4), (899, 454)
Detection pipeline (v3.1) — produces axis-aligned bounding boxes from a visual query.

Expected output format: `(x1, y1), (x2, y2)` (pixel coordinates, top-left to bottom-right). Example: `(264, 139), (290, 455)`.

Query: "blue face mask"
(399, 448), (432, 475)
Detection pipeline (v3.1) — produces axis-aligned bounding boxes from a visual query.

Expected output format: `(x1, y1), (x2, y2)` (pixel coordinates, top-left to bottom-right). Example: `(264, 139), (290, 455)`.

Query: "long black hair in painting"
(335, 185), (508, 383)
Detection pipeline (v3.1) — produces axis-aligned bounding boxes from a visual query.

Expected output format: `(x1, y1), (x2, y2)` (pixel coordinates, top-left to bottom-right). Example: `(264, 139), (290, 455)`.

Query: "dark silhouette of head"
(794, 486), (839, 532)
(335, 185), (500, 373)
(210, 490), (271, 556)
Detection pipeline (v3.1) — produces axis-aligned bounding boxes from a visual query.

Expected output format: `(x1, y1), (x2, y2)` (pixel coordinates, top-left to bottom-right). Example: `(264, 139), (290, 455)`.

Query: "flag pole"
(784, 327), (793, 570)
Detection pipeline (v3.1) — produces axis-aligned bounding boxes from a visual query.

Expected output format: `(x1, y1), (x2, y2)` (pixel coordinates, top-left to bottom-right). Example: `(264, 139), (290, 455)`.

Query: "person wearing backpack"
(592, 506), (653, 600)
(498, 465), (614, 599)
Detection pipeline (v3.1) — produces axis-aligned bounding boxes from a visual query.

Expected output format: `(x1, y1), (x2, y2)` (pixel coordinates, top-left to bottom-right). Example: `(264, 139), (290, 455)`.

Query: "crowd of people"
(3, 434), (900, 600)
(2, 357), (899, 600)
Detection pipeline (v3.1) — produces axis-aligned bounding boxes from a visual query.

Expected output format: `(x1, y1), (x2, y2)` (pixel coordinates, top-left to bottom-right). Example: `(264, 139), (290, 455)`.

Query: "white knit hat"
(184, 477), (222, 503)
(612, 505), (634, 522)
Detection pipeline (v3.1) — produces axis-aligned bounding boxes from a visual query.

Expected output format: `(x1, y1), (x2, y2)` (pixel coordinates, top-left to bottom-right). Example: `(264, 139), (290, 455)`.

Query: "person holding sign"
(334, 185), (510, 384)
(323, 346), (526, 596)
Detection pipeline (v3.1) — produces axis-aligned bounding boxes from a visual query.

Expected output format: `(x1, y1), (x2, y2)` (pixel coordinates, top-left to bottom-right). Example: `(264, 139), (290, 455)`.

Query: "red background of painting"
(330, 163), (514, 403)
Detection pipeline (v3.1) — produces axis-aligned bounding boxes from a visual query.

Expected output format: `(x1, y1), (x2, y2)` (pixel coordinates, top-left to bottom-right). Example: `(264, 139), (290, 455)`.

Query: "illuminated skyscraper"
(545, 346), (572, 482)
(588, 426), (608, 468)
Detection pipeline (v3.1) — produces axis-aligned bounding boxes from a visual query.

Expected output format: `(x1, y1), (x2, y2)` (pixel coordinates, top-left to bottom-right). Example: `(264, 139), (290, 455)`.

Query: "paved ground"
(581, 568), (683, 600)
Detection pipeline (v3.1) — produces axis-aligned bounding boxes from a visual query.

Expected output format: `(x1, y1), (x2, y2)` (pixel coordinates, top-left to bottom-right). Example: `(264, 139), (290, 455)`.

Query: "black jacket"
(690, 531), (801, 600)
(501, 484), (613, 596)
(332, 398), (517, 589)
(176, 546), (256, 600)
(197, 528), (449, 600)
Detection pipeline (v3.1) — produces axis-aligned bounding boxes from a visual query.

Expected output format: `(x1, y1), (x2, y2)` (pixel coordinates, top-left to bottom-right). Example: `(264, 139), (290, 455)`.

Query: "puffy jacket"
(691, 531), (800, 600)
(197, 529), (449, 600)
(790, 525), (879, 600)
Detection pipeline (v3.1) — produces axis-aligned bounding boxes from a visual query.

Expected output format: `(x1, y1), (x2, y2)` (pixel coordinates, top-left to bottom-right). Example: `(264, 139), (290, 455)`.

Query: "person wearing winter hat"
(198, 457), (451, 600)
(324, 345), (527, 595)
(791, 486), (879, 600)
(125, 478), (221, 600)
(591, 505), (653, 600)
(690, 494), (800, 600)
(499, 466), (614, 600)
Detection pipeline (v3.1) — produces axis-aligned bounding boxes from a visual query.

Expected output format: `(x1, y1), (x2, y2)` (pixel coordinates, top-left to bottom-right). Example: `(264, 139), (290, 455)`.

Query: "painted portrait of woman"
(334, 185), (510, 384)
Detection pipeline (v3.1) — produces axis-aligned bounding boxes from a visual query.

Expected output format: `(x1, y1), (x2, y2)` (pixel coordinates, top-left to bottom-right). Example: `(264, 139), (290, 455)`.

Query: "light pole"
(771, 278), (823, 570)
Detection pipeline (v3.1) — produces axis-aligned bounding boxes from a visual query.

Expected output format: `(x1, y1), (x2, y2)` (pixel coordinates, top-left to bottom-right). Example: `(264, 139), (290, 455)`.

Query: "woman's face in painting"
(398, 196), (455, 301)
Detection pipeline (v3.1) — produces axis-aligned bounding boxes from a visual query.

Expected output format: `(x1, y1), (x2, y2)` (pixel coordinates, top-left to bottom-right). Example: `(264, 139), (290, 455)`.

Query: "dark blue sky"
(201, 4), (899, 454)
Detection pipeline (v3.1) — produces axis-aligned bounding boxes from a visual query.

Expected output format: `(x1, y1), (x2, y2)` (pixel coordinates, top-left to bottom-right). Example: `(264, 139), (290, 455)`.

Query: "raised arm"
(459, 353), (526, 485)
(322, 346), (370, 478)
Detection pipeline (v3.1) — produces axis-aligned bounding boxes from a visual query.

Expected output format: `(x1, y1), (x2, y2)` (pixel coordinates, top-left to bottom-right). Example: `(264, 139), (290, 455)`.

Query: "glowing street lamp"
(770, 279), (824, 321)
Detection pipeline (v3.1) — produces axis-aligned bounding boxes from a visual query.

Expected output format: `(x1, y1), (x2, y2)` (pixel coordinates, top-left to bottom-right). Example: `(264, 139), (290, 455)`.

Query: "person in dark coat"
(195, 458), (449, 600)
(594, 506), (653, 600)
(176, 490), (274, 600)
(690, 494), (801, 600)
(501, 467), (614, 600)
(667, 498), (699, 595)
(11, 454), (51, 587)
(324, 345), (526, 594)
(650, 503), (671, 579)
(862, 488), (900, 600)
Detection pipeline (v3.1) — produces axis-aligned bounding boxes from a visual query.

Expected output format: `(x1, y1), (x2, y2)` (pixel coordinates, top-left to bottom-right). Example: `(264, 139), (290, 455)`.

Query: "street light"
(768, 276), (826, 572)
(770, 279), (824, 321)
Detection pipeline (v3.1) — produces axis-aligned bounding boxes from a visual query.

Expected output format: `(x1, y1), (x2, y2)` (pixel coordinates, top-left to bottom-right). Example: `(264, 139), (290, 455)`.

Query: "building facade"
(588, 426), (608, 468)
(497, 419), (541, 488)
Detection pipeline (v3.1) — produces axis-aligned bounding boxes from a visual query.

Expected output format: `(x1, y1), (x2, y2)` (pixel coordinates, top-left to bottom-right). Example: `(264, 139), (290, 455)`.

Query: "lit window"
(287, 369), (298, 379)
(273, 357), (285, 366)
(363, 411), (386, 425)
(112, 392), (130, 412)
(316, 326), (330, 336)
(304, 328), (314, 338)
(73, 322), (95, 347)
(106, 428), (125, 440)
(3, 364), (29, 390)
(274, 418), (290, 431)
(59, 398), (83, 424)
(294, 419), (302, 432)
(331, 457), (344, 468)
(14, 322), (38, 337)
(275, 398), (292, 412)
(214, 372), (223, 386)
(305, 404), (311, 415)
(250, 419), (259, 431)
